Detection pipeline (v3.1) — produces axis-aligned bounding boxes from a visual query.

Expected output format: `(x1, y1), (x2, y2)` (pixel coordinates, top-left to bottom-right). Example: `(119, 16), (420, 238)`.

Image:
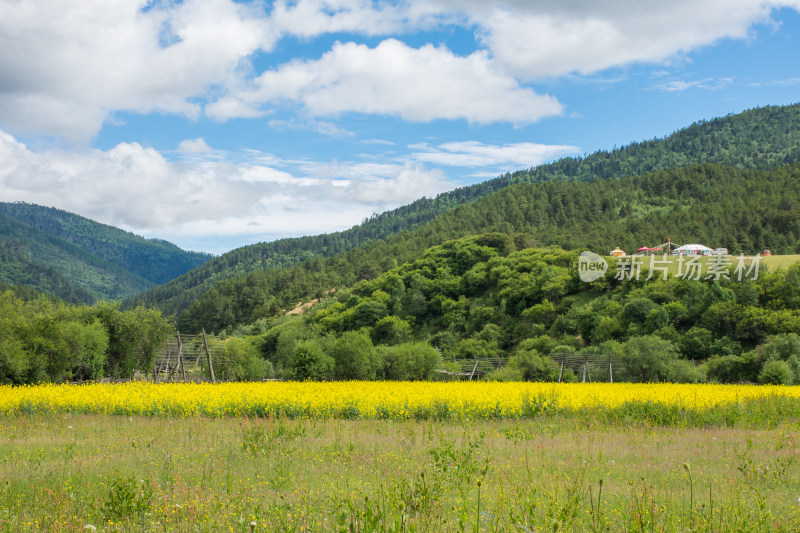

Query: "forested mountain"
(5, 106), (800, 386)
(515, 104), (800, 183)
(0, 279), (60, 302)
(176, 163), (800, 334)
(134, 103), (800, 317)
(0, 234), (95, 304)
(0, 204), (211, 302)
(227, 233), (800, 385)
(0, 203), (211, 284)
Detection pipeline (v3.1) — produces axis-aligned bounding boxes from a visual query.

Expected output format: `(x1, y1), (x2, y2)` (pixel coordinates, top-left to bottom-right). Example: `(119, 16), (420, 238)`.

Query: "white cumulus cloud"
(178, 138), (214, 153)
(0, 0), (274, 144)
(0, 128), (453, 253)
(213, 39), (563, 124)
(2, 0), (799, 142)
(468, 0), (793, 79)
(411, 141), (579, 168)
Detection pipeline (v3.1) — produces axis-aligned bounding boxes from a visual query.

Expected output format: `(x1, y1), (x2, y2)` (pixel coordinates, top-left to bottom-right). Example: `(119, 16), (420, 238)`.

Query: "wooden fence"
(153, 330), (227, 383)
(435, 357), (509, 381)
(549, 352), (623, 383)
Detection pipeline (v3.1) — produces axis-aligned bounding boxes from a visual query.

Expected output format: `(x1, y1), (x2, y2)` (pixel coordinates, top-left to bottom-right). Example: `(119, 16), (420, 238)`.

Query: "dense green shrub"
(748, 333), (800, 382)
(484, 365), (524, 382)
(509, 349), (559, 381)
(667, 359), (706, 384)
(224, 337), (273, 381)
(0, 291), (170, 384)
(371, 316), (412, 346)
(619, 335), (681, 383)
(289, 340), (334, 380)
(758, 360), (794, 385)
(379, 342), (440, 380)
(330, 331), (380, 380)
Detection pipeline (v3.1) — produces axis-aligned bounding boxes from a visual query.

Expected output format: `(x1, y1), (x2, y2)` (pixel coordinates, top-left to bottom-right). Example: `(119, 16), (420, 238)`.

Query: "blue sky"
(1, 1), (799, 254)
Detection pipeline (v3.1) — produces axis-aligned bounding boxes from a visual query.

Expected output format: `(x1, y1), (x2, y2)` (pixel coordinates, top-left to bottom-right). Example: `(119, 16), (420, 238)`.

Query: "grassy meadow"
(608, 253), (800, 280)
(761, 254), (800, 271)
(2, 383), (800, 531)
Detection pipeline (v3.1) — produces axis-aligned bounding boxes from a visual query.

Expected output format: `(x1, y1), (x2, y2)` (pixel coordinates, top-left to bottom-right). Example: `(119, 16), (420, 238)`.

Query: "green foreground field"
(2, 413), (799, 532)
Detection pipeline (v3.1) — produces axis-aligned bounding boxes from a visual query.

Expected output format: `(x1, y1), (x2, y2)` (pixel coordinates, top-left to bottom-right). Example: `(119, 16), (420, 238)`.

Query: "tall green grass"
(2, 408), (799, 531)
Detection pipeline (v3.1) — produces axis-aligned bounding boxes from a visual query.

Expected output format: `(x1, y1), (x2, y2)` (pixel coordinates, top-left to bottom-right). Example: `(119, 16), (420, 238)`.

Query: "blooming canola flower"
(2, 382), (799, 419)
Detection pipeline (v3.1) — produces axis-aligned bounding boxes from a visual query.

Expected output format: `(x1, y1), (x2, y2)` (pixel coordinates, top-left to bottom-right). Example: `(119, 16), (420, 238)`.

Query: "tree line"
(0, 292), (173, 384)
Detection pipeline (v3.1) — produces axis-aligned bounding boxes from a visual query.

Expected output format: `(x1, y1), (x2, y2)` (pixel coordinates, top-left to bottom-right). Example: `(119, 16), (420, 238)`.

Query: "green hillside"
(515, 104), (800, 184)
(0, 205), (211, 302)
(0, 238), (95, 304)
(176, 163), (800, 334)
(0, 202), (211, 285)
(133, 103), (800, 317)
(212, 232), (800, 385)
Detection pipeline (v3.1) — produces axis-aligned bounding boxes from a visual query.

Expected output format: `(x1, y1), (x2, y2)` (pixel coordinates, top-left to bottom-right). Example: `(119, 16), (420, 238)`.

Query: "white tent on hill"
(672, 244), (713, 255)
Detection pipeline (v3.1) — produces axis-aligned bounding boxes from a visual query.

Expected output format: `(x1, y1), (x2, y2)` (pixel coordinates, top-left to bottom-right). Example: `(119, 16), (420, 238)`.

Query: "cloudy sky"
(1, 1), (799, 254)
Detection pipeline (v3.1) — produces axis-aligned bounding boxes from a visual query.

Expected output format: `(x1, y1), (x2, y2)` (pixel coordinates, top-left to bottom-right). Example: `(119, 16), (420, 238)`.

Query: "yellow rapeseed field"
(2, 381), (799, 419)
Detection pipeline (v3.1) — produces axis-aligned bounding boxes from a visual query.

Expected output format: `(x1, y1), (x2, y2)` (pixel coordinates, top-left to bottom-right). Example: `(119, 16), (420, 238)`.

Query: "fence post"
(202, 329), (215, 383)
(469, 359), (479, 381)
(167, 334), (182, 382)
(159, 344), (172, 383)
(586, 354), (592, 383)
(177, 333), (186, 382)
(154, 344), (164, 382)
